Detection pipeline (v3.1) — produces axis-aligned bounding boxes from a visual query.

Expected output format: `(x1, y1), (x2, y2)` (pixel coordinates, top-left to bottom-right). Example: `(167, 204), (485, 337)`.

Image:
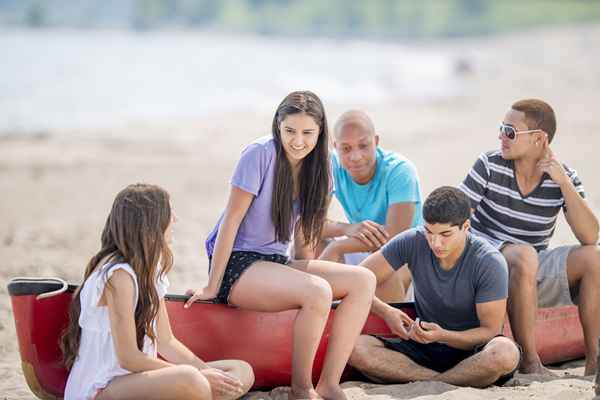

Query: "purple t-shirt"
(205, 136), (300, 257)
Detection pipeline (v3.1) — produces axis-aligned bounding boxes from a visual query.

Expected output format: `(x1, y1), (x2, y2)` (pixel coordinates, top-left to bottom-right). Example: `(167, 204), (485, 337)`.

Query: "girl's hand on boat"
(201, 368), (244, 396)
(184, 286), (218, 308)
(384, 308), (414, 340)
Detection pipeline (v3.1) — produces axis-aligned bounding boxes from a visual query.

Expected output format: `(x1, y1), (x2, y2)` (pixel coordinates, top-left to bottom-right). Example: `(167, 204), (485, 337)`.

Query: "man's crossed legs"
(349, 335), (520, 388)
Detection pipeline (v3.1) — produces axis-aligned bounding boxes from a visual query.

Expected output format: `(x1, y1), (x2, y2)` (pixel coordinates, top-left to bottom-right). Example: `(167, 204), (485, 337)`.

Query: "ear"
(462, 219), (471, 232)
(374, 134), (380, 146)
(534, 131), (547, 145)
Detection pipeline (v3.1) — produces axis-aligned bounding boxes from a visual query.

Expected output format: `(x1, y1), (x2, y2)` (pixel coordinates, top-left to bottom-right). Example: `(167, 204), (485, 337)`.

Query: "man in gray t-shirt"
(348, 186), (520, 387)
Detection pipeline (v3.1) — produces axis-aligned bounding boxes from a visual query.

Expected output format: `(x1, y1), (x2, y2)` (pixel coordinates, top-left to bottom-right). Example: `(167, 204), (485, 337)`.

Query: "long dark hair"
(61, 183), (173, 369)
(271, 90), (330, 247)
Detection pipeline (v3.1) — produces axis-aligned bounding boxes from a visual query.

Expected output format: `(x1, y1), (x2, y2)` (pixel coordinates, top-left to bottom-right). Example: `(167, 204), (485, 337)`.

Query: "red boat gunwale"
(8, 278), (585, 399)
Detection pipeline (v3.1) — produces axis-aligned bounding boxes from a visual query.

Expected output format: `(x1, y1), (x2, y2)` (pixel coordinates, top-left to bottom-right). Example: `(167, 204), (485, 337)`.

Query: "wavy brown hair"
(271, 90), (330, 247)
(61, 183), (173, 369)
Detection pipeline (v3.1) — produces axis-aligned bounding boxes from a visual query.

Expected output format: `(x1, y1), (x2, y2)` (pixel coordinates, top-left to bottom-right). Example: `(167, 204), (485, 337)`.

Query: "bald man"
(296, 110), (423, 302)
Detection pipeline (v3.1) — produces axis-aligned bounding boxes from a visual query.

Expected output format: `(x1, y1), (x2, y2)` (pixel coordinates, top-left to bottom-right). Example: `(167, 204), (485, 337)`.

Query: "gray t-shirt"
(381, 228), (508, 331)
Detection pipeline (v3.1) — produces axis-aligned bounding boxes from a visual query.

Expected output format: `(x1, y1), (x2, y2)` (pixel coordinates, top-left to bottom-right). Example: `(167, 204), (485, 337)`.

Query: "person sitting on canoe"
(296, 110), (422, 303)
(185, 91), (376, 400)
(62, 184), (254, 400)
(349, 186), (521, 387)
(459, 99), (600, 375)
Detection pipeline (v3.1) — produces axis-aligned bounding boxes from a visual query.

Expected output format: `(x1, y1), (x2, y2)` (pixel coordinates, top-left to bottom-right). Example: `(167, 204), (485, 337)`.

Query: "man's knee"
(503, 245), (539, 281)
(568, 245), (600, 283)
(349, 335), (381, 369)
(483, 337), (520, 374)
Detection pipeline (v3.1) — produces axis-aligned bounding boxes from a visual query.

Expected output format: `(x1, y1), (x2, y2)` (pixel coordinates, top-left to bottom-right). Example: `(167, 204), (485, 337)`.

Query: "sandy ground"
(1, 25), (600, 399)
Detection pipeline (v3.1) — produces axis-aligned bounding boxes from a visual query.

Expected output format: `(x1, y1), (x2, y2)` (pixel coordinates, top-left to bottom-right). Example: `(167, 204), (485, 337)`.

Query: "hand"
(537, 143), (568, 186)
(184, 286), (218, 308)
(408, 318), (444, 344)
(201, 368), (244, 398)
(383, 308), (415, 340)
(346, 221), (389, 250)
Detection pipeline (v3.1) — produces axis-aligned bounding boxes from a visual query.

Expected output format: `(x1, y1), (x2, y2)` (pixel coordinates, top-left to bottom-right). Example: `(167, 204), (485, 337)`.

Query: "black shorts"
(210, 251), (289, 304)
(376, 335), (520, 386)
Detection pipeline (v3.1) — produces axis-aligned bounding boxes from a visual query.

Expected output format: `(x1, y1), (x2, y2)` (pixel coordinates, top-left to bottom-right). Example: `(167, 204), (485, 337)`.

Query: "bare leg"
(348, 335), (437, 382)
(206, 360), (255, 400)
(98, 365), (211, 400)
(228, 261), (333, 400)
(375, 265), (411, 303)
(435, 337), (520, 388)
(566, 245), (600, 376)
(502, 244), (551, 374)
(291, 260), (376, 400)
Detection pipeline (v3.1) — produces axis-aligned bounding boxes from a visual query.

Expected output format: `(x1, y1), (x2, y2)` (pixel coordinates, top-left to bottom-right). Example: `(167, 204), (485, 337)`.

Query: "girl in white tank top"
(62, 184), (254, 400)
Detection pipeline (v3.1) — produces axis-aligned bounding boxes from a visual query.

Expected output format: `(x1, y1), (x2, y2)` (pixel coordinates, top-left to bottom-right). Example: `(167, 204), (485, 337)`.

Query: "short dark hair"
(423, 186), (471, 227)
(511, 99), (556, 143)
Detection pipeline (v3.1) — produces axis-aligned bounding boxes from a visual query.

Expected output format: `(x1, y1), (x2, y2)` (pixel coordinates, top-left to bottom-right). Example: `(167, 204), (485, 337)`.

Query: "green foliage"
(17, 0), (600, 37)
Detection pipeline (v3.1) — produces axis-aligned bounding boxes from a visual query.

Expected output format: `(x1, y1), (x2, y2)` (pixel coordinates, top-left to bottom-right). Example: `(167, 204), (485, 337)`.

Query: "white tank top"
(64, 262), (169, 400)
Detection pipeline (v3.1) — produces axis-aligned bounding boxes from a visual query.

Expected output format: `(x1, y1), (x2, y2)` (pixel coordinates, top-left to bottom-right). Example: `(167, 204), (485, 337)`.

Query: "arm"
(538, 146), (599, 244)
(185, 186), (253, 306)
(156, 298), (208, 369)
(318, 202), (415, 260)
(459, 153), (490, 211)
(385, 202), (416, 237)
(299, 195), (389, 260)
(360, 251), (414, 339)
(562, 181), (599, 244)
(320, 200), (414, 241)
(411, 299), (506, 350)
(157, 297), (245, 396)
(327, 202), (416, 253)
(106, 270), (173, 372)
(321, 219), (352, 239)
(294, 196), (335, 260)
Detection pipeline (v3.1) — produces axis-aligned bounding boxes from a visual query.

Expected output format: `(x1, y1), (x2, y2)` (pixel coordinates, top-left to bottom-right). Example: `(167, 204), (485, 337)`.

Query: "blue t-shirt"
(331, 147), (423, 227)
(381, 228), (508, 331)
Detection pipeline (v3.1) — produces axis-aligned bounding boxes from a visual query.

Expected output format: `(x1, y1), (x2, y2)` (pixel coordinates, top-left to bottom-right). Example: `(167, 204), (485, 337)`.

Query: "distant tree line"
(2, 0), (600, 38)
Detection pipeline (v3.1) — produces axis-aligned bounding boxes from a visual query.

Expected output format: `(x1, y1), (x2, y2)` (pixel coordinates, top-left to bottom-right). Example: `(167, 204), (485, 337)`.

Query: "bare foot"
(289, 386), (322, 400)
(315, 384), (347, 400)
(519, 359), (556, 376)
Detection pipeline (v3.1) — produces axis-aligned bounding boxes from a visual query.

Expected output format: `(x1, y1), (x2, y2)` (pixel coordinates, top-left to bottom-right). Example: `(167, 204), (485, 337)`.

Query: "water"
(0, 29), (461, 134)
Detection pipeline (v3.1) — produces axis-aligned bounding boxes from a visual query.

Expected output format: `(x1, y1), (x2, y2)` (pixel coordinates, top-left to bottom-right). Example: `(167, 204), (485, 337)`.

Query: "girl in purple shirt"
(186, 91), (376, 400)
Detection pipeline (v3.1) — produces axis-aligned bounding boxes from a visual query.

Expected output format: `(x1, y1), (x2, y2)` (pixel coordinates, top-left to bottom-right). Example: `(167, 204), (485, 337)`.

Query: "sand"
(1, 24), (600, 399)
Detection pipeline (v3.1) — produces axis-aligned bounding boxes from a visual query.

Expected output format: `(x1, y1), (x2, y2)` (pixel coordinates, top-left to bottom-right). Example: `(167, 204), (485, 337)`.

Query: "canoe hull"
(8, 279), (585, 398)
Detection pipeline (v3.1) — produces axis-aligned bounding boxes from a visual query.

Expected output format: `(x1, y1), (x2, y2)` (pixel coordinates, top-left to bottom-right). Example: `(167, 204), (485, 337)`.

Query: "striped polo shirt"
(459, 150), (585, 252)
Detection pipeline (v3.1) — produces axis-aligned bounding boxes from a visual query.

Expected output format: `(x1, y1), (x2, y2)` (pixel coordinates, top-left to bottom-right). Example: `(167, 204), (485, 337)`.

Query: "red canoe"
(8, 277), (585, 399)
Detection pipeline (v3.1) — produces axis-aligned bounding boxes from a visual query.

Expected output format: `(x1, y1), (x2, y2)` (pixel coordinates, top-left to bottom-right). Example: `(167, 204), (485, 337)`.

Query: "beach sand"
(1, 25), (600, 399)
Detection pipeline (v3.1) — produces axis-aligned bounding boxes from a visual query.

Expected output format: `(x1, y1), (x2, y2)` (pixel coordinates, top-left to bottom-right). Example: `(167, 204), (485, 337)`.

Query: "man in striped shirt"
(460, 99), (600, 376)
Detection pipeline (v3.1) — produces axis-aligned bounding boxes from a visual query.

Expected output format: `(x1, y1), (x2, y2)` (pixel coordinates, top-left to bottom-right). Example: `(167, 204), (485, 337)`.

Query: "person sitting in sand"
(459, 98), (600, 375)
(297, 110), (422, 302)
(348, 186), (520, 387)
(186, 91), (376, 400)
(62, 184), (254, 400)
